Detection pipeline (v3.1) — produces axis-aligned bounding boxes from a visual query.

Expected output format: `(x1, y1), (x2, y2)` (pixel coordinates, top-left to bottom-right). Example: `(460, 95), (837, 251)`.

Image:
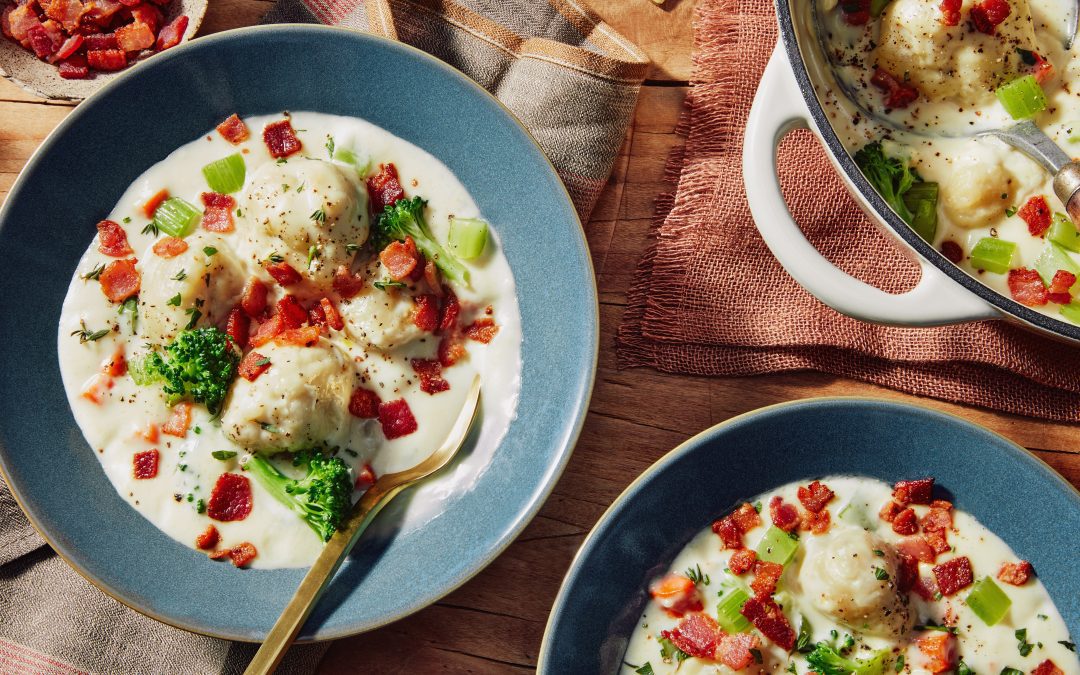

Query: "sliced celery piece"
(902, 182), (939, 242)
(1061, 303), (1080, 323)
(995, 75), (1048, 120)
(333, 148), (372, 178)
(152, 197), (201, 238)
(838, 500), (874, 529)
(201, 153), (245, 194)
(1049, 213), (1080, 252)
(756, 526), (799, 565)
(448, 217), (489, 259)
(970, 237), (1016, 274)
(967, 576), (1011, 626)
(716, 586), (751, 633)
(1034, 241), (1079, 289)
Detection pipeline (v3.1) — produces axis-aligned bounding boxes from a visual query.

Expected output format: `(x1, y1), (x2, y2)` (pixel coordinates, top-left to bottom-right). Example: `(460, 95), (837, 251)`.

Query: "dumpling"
(240, 157), (369, 288)
(875, 0), (1038, 107)
(221, 339), (354, 453)
(340, 284), (425, 351)
(797, 527), (914, 638)
(138, 233), (245, 343)
(940, 151), (1014, 228)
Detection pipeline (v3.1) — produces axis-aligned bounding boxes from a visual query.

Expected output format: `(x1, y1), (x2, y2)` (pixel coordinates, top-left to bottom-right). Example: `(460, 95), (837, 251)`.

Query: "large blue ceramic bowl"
(0, 25), (596, 641)
(538, 399), (1080, 673)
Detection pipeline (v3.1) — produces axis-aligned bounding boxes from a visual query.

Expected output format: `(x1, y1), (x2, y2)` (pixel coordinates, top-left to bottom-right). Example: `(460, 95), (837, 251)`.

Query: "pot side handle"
(742, 43), (1000, 326)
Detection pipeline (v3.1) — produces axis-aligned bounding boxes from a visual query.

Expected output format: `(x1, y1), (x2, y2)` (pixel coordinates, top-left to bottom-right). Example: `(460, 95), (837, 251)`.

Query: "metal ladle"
(981, 120), (1080, 224)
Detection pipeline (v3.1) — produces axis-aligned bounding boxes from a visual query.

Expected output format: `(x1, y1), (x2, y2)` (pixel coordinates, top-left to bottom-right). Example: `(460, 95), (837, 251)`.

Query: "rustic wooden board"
(1, 1), (1076, 673)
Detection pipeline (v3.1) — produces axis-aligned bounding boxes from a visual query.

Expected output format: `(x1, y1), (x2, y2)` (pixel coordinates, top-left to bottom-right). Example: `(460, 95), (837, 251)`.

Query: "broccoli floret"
(372, 195), (469, 285)
(140, 327), (239, 414)
(854, 141), (917, 222)
(244, 452), (353, 541)
(806, 643), (889, 675)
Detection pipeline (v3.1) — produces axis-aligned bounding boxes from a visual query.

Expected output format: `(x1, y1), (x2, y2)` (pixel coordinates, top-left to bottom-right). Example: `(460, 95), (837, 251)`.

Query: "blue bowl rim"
(0, 23), (599, 642)
(536, 396), (1080, 670)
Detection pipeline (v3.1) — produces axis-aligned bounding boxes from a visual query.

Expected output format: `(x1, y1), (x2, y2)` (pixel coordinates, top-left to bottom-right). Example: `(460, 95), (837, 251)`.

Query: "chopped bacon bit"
(464, 318), (499, 343)
(423, 260), (440, 291)
(411, 358), (450, 395)
(137, 423), (159, 443)
(769, 496), (799, 533)
(840, 0), (870, 24)
(228, 542), (257, 568)
(97, 219), (133, 257)
(273, 326), (322, 347)
(898, 536), (936, 563)
(893, 477), (934, 505)
(413, 294), (440, 332)
(939, 0), (961, 24)
(224, 307), (249, 349)
(930, 499), (953, 511)
(240, 278), (268, 318)
(924, 531), (950, 555)
(216, 114), (250, 144)
(201, 192), (236, 209)
(349, 387), (381, 418)
(201, 193), (235, 232)
(731, 503), (761, 532)
(319, 297), (344, 331)
(195, 525), (219, 550)
(308, 303), (327, 331)
(102, 347), (127, 377)
(141, 188), (169, 218)
(892, 507), (919, 535)
(1008, 268), (1049, 306)
(920, 505), (952, 535)
(264, 260), (302, 286)
(661, 613), (722, 660)
(83, 33), (119, 51)
(718, 633), (760, 670)
(879, 500), (904, 522)
(998, 560), (1034, 586)
(53, 32), (82, 60)
(207, 473), (253, 522)
(438, 287), (460, 332)
(1047, 270), (1075, 304)
(133, 449), (158, 479)
(275, 295), (307, 329)
(913, 571), (939, 600)
(45, 0), (82, 33)
(57, 54), (89, 79)
(797, 480), (834, 513)
(378, 399), (417, 439)
(99, 258), (140, 302)
(801, 508), (831, 534)
(129, 4), (162, 33)
(208, 548), (231, 560)
(152, 236), (188, 258)
(739, 596), (795, 651)
(1032, 660), (1065, 675)
(366, 163), (406, 212)
(729, 549), (757, 575)
(970, 0), (1011, 34)
(712, 515), (743, 549)
(87, 48), (127, 71)
(650, 573), (702, 618)
(933, 556), (974, 596)
(332, 265), (364, 298)
(114, 20), (153, 51)
(355, 464), (377, 491)
(916, 632), (958, 673)
(27, 24), (59, 58)
(1019, 195), (1052, 236)
(871, 68), (919, 109)
(238, 350), (270, 382)
(1032, 53), (1055, 85)
(750, 560), (784, 597)
(438, 332), (467, 367)
(161, 402), (192, 437)
(249, 314), (284, 348)
(897, 551), (919, 593)
(380, 238), (420, 281)
(155, 14), (187, 50)
(262, 119), (302, 158)
(941, 240), (963, 263)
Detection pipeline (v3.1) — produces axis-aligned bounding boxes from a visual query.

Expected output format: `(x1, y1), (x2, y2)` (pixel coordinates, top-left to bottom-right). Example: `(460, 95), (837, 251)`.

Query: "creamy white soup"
(809, 0), (1080, 320)
(57, 111), (521, 569)
(622, 476), (1077, 674)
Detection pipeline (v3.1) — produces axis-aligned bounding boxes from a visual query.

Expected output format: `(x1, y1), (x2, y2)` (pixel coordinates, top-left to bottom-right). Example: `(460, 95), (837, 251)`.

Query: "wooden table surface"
(3, 1), (1078, 672)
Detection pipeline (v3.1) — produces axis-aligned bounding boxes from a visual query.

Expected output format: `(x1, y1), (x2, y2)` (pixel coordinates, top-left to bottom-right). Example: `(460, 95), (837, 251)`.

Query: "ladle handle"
(1054, 161), (1080, 227)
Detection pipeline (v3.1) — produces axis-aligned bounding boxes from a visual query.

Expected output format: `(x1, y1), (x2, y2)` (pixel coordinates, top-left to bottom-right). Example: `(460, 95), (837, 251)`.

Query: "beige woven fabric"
(618, 0), (1080, 421)
(262, 0), (649, 218)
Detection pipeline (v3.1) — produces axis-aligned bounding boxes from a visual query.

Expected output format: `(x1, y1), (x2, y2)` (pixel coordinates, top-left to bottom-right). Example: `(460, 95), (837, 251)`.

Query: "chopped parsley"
(203, 246), (218, 257)
(276, 157), (288, 164)
(254, 357), (271, 367)
(259, 421), (282, 434)
(310, 208), (326, 223)
(753, 501), (762, 512)
(307, 245), (320, 267)
(1005, 206), (1018, 217)
(266, 252), (284, 264)
(1061, 640), (1076, 652)
(167, 293), (182, 307)
(71, 320), (109, 343)
(184, 307), (202, 329)
(1015, 628), (1033, 656)
(122, 216), (132, 224)
(658, 637), (688, 664)
(685, 563), (710, 586)
(1000, 668), (1024, 675)
(750, 648), (763, 664)
(82, 263), (105, 281)
(915, 623), (958, 634)
(374, 280), (406, 291)
(872, 549), (885, 556)
(873, 566), (890, 581)
(346, 243), (361, 253)
(295, 182), (305, 193)
(212, 450), (237, 460)
(796, 618), (813, 653)
(325, 136), (335, 158)
(894, 654), (905, 672)
(957, 661), (973, 675)
(194, 498), (206, 514)
(119, 296), (138, 331)
(171, 269), (188, 282)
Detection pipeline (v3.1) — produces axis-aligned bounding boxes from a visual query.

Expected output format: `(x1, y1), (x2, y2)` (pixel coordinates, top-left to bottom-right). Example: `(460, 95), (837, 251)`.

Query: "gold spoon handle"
(243, 483), (400, 675)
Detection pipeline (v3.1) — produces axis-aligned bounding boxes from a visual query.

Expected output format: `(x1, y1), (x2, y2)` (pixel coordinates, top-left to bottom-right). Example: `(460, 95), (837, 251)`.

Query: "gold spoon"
(243, 376), (482, 675)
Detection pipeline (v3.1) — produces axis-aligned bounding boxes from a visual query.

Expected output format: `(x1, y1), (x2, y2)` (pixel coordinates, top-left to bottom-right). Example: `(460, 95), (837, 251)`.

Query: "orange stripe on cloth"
(0, 639), (86, 675)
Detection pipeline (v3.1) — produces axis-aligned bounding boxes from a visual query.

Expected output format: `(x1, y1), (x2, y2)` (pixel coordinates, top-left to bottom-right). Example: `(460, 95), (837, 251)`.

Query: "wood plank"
(588, 0), (696, 82)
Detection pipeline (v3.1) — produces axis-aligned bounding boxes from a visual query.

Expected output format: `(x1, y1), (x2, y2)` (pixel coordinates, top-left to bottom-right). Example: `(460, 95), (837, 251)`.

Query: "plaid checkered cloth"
(0, 3), (645, 673)
(262, 0), (650, 218)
